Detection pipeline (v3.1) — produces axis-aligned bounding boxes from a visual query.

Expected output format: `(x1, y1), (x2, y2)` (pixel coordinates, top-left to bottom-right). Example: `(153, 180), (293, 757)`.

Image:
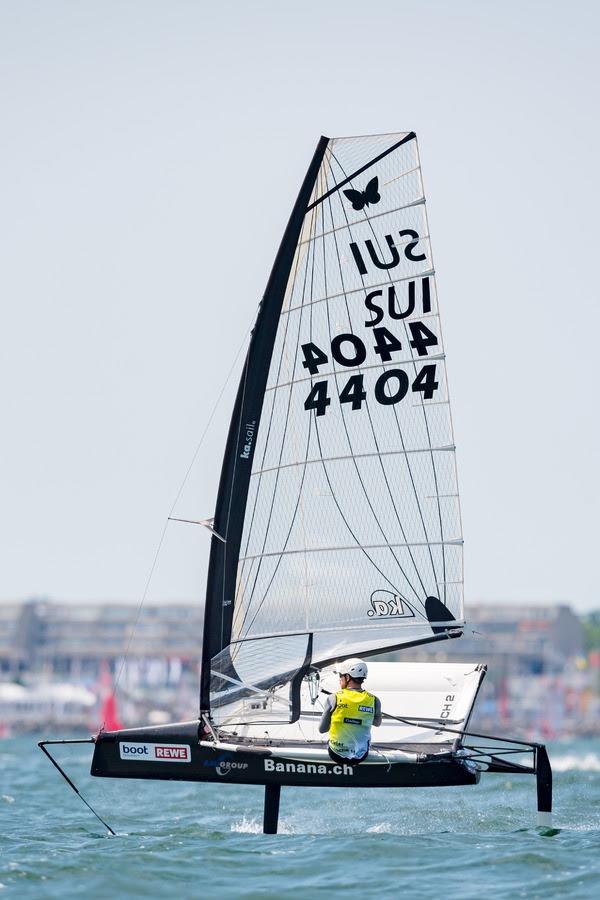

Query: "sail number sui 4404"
(301, 322), (439, 417)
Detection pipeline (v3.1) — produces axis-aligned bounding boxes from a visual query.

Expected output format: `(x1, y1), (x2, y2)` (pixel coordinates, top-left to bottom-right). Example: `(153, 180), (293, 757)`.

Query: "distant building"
(0, 598), (596, 736)
(416, 604), (584, 674)
(377, 604), (584, 681)
(0, 598), (585, 681)
(391, 603), (587, 735)
(0, 601), (37, 676)
(0, 598), (203, 681)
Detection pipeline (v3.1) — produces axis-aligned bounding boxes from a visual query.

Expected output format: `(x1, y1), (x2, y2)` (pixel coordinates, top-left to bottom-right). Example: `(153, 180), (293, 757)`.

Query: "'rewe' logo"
(156, 745), (188, 760)
(119, 742), (191, 763)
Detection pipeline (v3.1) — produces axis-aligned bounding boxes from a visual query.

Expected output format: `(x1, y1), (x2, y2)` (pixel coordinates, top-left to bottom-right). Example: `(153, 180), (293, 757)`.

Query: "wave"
(230, 816), (295, 835)
(551, 752), (600, 772)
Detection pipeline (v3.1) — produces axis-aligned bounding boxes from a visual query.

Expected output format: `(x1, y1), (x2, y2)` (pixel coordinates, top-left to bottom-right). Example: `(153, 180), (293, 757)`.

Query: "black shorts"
(327, 745), (369, 767)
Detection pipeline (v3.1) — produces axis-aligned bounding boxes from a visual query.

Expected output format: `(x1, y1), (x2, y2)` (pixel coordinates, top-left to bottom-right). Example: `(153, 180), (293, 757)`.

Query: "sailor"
(318, 658), (382, 766)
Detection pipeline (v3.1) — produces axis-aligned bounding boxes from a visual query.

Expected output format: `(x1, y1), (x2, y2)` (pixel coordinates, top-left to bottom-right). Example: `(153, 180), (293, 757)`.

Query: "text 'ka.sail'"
(202, 132), (464, 725)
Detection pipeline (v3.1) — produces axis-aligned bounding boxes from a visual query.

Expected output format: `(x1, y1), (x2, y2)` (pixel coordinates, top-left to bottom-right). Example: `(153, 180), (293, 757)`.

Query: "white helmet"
(336, 658), (368, 680)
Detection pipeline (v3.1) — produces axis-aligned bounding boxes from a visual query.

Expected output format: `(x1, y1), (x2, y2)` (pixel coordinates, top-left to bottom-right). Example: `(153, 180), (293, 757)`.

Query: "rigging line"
(329, 149), (443, 599)
(234, 207), (312, 608)
(376, 712), (542, 750)
(307, 132), (416, 211)
(113, 322), (253, 696)
(234, 198), (321, 639)
(38, 740), (116, 836)
(312, 180), (416, 607)
(295, 713), (311, 742)
(314, 422), (419, 602)
(232, 554), (258, 636)
(323, 162), (426, 608)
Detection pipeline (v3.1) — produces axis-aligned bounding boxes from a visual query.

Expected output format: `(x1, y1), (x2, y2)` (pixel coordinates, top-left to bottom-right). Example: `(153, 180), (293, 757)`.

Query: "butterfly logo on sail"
(343, 176), (381, 211)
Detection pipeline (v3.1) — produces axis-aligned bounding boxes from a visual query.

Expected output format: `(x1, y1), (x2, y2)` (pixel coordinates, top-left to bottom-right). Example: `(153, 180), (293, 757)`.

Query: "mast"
(200, 136), (330, 713)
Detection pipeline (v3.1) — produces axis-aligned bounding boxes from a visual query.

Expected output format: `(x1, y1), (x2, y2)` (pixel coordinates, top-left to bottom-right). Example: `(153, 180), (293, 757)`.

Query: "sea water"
(1, 737), (599, 898)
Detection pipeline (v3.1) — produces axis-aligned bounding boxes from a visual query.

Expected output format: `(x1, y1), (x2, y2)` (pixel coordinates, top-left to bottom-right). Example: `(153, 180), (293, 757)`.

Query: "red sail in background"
(100, 692), (123, 731)
(99, 662), (123, 731)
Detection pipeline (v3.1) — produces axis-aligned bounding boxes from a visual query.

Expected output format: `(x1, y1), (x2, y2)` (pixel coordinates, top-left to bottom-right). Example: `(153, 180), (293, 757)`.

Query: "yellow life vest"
(328, 688), (376, 759)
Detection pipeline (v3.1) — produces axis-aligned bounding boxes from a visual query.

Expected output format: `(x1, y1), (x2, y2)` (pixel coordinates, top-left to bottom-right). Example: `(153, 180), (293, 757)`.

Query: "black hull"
(91, 724), (479, 790)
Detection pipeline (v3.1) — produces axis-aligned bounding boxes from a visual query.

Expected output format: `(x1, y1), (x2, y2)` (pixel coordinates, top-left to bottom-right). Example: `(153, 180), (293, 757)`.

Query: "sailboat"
(40, 132), (552, 834)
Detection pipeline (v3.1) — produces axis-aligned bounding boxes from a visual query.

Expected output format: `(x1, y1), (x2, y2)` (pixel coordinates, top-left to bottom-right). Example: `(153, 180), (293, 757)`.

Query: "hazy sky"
(1, 0), (598, 612)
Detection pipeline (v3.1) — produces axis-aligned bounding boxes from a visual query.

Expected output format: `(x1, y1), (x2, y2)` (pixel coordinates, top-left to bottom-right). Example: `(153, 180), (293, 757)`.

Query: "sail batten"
(282, 270), (436, 314)
(240, 539), (463, 563)
(298, 199), (427, 246)
(250, 445), (455, 477)
(214, 620), (465, 648)
(204, 132), (464, 724)
(264, 354), (446, 393)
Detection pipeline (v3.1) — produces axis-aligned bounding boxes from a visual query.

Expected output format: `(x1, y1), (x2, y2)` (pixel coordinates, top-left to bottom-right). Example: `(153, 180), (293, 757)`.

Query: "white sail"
(208, 133), (463, 723)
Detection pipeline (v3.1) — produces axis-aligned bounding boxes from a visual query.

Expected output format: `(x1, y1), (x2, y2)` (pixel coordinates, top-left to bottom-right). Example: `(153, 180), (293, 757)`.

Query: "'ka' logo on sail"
(239, 421), (257, 460)
(367, 590), (412, 619)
